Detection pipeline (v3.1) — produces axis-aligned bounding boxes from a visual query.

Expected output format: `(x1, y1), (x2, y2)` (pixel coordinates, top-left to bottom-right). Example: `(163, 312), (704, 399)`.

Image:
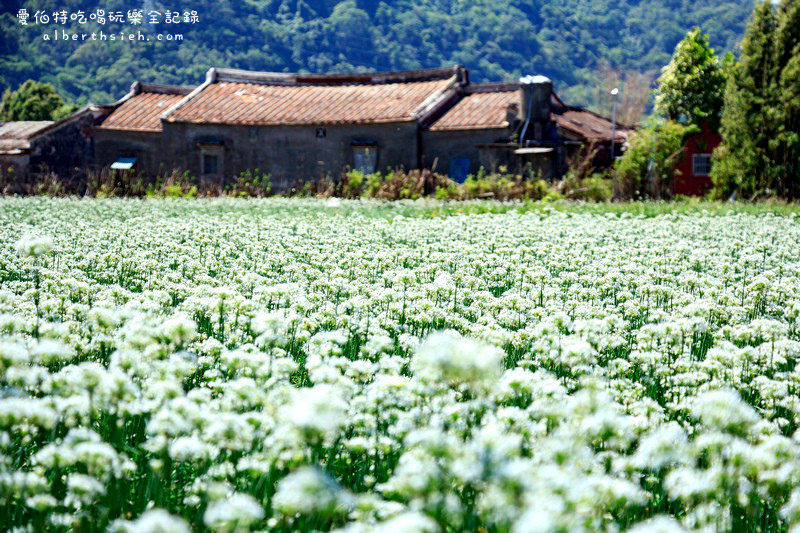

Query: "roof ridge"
(137, 83), (195, 95)
(29, 105), (108, 139)
(161, 69), (218, 123)
(558, 105), (633, 130)
(213, 65), (466, 86)
(465, 82), (519, 93)
(414, 76), (466, 126)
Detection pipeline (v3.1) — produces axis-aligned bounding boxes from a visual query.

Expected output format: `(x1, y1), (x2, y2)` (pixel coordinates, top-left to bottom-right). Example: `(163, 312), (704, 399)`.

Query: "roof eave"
(429, 123), (510, 132)
(163, 116), (420, 127)
(94, 125), (163, 134)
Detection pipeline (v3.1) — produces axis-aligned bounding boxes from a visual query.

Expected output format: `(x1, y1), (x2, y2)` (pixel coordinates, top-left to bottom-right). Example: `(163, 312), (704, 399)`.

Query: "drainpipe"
(519, 81), (535, 145)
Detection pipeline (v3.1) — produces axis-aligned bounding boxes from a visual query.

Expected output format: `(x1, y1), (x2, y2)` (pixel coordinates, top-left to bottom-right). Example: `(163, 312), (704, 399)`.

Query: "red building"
(673, 122), (721, 197)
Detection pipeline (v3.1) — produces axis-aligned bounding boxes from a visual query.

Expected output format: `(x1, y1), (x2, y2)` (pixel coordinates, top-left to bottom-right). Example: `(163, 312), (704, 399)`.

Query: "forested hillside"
(0, 0), (754, 107)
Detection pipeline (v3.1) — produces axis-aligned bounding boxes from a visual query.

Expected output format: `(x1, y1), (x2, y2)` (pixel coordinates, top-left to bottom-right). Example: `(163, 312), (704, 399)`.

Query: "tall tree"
(0, 80), (76, 122)
(654, 28), (726, 130)
(774, 0), (800, 196)
(711, 1), (778, 199)
(774, 0), (800, 73)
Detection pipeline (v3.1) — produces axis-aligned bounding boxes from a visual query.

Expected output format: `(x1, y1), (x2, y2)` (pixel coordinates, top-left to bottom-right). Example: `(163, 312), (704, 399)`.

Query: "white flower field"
(2, 197), (800, 532)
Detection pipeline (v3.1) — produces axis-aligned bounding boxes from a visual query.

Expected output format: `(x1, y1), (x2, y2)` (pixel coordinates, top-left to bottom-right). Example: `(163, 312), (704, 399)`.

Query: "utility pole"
(610, 87), (619, 162)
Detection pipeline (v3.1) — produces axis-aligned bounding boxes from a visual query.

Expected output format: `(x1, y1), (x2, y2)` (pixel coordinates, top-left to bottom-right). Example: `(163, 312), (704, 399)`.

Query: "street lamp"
(610, 88), (619, 162)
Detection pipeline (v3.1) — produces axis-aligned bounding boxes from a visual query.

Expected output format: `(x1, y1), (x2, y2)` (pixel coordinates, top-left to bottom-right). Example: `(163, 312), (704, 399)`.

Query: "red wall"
(673, 123), (721, 197)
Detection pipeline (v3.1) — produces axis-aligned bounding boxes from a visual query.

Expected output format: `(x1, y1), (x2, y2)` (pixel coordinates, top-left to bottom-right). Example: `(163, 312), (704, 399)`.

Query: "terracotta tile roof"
(0, 121), (53, 140)
(553, 108), (632, 143)
(0, 121), (53, 154)
(165, 66), (466, 126)
(428, 84), (518, 131)
(97, 84), (193, 132)
(428, 82), (632, 143)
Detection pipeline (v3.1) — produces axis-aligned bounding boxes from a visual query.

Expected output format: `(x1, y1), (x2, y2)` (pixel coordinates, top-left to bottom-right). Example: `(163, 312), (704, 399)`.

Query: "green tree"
(614, 119), (694, 199)
(711, 0), (778, 199)
(654, 28), (726, 130)
(0, 80), (77, 122)
(0, 1), (758, 107)
(774, 0), (800, 74)
(774, 0), (800, 196)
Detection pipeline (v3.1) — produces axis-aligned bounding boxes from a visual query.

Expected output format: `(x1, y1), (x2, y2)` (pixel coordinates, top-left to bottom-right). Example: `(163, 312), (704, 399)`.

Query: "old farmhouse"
(0, 104), (113, 191)
(3, 65), (633, 191)
(94, 82), (194, 177)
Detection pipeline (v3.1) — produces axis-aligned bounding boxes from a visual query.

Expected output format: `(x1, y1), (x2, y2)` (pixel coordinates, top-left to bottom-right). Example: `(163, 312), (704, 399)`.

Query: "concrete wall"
(94, 129), (169, 177)
(160, 121), (420, 189)
(421, 128), (511, 180)
(29, 110), (107, 188)
(0, 154), (30, 191)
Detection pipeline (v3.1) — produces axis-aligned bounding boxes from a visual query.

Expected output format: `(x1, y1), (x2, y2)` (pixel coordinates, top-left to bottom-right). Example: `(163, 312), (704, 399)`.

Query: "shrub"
(227, 169), (272, 197)
(86, 168), (150, 197)
(462, 167), (549, 201)
(613, 120), (695, 200)
(342, 170), (365, 198)
(362, 172), (385, 198)
(561, 172), (614, 202)
(146, 170), (198, 198)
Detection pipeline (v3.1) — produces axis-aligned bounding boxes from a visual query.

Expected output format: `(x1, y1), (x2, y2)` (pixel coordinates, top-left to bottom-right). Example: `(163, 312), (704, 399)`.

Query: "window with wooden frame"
(352, 141), (378, 174)
(198, 143), (224, 177)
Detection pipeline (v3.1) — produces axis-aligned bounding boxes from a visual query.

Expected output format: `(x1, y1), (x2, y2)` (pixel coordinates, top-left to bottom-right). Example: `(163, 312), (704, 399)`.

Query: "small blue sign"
(110, 157), (137, 170)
